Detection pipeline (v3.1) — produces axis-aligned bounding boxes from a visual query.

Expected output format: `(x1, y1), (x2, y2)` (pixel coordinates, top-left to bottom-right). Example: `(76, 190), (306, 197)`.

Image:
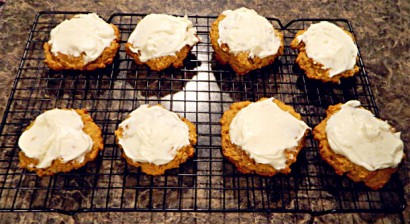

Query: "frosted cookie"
(125, 14), (200, 71)
(44, 13), (120, 71)
(220, 98), (310, 176)
(313, 100), (404, 189)
(290, 21), (359, 83)
(18, 109), (104, 176)
(115, 105), (197, 175)
(210, 7), (284, 75)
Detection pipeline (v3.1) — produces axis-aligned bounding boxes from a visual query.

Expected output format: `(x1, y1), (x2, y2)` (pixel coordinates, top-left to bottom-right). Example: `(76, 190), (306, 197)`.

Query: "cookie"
(115, 105), (197, 175)
(290, 21), (359, 83)
(210, 7), (284, 75)
(313, 100), (404, 189)
(44, 13), (120, 71)
(220, 98), (310, 176)
(18, 108), (104, 176)
(125, 14), (199, 71)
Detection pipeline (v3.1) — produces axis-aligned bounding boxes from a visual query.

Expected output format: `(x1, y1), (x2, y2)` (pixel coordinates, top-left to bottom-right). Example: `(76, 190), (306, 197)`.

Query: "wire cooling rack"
(0, 12), (406, 215)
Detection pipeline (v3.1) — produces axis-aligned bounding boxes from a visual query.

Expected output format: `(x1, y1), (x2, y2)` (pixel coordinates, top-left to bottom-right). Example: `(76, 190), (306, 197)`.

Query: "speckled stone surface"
(0, 0), (408, 223)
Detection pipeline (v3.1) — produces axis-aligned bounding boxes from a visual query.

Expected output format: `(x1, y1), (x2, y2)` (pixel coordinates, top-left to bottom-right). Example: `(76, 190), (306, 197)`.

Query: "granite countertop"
(0, 0), (409, 223)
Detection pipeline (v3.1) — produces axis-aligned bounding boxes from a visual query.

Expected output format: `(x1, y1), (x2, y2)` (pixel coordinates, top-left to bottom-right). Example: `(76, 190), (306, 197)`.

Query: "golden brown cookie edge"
(125, 43), (195, 71)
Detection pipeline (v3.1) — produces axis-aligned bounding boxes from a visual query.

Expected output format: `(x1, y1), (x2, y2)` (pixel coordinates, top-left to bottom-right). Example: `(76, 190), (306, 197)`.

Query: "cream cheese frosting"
(229, 98), (310, 170)
(296, 21), (358, 77)
(118, 105), (190, 165)
(18, 109), (93, 169)
(217, 7), (282, 59)
(127, 14), (199, 62)
(48, 13), (116, 65)
(325, 100), (404, 171)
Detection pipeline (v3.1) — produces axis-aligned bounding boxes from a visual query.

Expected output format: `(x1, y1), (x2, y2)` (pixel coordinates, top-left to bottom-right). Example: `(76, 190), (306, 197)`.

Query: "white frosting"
(297, 21), (358, 77)
(229, 98), (310, 170)
(218, 7), (282, 58)
(118, 105), (190, 165)
(18, 109), (93, 169)
(127, 14), (199, 62)
(326, 100), (404, 171)
(48, 13), (116, 64)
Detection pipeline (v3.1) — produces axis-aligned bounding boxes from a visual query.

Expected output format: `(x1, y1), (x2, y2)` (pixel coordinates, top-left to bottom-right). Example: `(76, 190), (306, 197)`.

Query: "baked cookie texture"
(290, 29), (359, 83)
(220, 98), (308, 176)
(313, 103), (401, 190)
(210, 15), (284, 75)
(19, 109), (104, 176)
(115, 108), (197, 176)
(125, 44), (193, 71)
(43, 24), (120, 71)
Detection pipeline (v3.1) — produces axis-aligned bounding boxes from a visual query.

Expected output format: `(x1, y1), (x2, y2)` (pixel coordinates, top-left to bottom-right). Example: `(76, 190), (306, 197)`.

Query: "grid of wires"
(0, 12), (405, 215)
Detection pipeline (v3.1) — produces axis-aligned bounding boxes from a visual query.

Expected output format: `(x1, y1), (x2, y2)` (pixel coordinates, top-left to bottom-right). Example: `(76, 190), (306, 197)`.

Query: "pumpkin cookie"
(125, 14), (199, 71)
(290, 21), (359, 83)
(115, 105), (197, 175)
(220, 98), (310, 176)
(18, 108), (104, 176)
(210, 7), (284, 75)
(313, 100), (404, 189)
(44, 13), (120, 71)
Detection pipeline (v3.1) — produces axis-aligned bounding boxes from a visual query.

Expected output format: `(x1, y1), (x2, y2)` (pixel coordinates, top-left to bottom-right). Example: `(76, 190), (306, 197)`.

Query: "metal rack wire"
(0, 12), (405, 215)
